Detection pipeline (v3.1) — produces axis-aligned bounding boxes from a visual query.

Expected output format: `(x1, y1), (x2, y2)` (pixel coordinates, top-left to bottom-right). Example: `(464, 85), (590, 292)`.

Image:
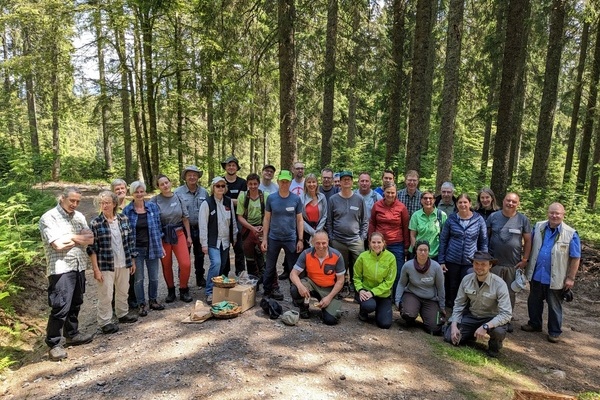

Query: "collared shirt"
(531, 224), (581, 285)
(87, 213), (137, 271)
(451, 272), (512, 327)
(397, 188), (422, 216)
(199, 196), (238, 249)
(174, 184), (208, 226)
(408, 208), (447, 256)
(122, 201), (164, 260)
(39, 205), (91, 276)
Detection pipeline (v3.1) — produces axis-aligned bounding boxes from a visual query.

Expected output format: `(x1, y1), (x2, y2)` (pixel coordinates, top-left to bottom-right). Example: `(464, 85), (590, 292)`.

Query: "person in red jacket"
(368, 182), (410, 298)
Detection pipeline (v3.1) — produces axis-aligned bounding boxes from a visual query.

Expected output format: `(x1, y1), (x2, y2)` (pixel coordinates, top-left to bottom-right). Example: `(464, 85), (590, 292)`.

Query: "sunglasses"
(214, 185), (226, 188)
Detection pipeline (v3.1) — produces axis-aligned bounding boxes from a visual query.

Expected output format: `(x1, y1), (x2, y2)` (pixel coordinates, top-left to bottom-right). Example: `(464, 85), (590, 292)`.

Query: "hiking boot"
(101, 323), (119, 334)
(149, 299), (164, 311)
(206, 295), (213, 305)
(179, 288), (193, 303)
(547, 334), (561, 343)
(138, 304), (148, 317)
(65, 332), (93, 346)
(49, 345), (67, 361)
(118, 312), (138, 323)
(269, 289), (284, 301)
(521, 324), (542, 332)
(196, 277), (207, 288)
(358, 311), (368, 322)
(339, 284), (350, 299)
(165, 287), (177, 303)
(487, 339), (503, 357)
(299, 307), (310, 319)
(278, 271), (289, 281)
(506, 322), (514, 333)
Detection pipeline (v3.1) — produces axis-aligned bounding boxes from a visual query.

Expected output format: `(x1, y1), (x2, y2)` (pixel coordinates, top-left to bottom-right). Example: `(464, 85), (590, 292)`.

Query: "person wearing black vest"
(199, 176), (238, 305)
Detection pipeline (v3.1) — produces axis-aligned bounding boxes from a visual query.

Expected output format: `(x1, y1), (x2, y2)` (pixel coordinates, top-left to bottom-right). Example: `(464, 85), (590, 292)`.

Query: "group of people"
(39, 159), (581, 361)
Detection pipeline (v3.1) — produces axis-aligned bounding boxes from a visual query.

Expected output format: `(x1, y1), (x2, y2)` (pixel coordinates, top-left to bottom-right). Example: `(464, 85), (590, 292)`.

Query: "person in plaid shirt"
(88, 191), (138, 334)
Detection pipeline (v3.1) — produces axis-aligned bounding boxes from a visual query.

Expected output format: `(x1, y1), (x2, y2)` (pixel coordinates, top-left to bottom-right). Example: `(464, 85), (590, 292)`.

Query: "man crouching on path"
(39, 187), (95, 361)
(289, 230), (345, 325)
(444, 251), (511, 357)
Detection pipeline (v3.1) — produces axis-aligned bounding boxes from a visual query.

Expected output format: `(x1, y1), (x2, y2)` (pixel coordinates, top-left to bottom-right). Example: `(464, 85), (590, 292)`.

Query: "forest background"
(1, 0), (600, 371)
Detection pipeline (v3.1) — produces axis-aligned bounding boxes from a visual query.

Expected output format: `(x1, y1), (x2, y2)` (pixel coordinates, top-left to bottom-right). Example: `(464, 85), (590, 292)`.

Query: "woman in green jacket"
(353, 232), (397, 329)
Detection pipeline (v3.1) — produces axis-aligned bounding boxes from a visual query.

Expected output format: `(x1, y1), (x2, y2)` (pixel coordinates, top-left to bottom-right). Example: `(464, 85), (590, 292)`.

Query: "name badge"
(170, 202), (178, 207)
(350, 206), (359, 211)
(286, 207), (295, 212)
(421, 276), (433, 283)
(230, 190), (239, 194)
(210, 210), (216, 216)
(483, 292), (494, 298)
(509, 228), (521, 234)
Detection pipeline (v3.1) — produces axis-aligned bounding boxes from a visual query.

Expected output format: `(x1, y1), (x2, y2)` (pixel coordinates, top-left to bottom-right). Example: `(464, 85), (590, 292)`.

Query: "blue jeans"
(386, 243), (405, 301)
(205, 245), (230, 296)
(263, 238), (299, 295)
(527, 280), (563, 336)
(134, 247), (160, 305)
(358, 295), (393, 329)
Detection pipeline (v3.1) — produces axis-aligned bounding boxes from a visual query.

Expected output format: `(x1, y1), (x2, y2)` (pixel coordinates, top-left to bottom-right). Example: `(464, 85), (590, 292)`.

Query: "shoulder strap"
(243, 192), (250, 220)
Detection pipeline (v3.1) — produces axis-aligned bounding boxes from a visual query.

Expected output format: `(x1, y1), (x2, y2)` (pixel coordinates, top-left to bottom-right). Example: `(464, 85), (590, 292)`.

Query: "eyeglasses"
(422, 197), (434, 201)
(214, 185), (226, 188)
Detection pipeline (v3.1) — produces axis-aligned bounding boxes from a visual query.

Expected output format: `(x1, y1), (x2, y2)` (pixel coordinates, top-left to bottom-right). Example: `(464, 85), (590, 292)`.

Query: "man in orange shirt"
(289, 231), (345, 325)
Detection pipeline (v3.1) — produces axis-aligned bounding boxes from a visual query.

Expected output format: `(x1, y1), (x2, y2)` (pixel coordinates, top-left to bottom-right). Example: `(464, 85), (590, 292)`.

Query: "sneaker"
(547, 334), (561, 343)
(179, 289), (193, 303)
(118, 313), (138, 323)
(138, 304), (148, 317)
(101, 323), (119, 334)
(358, 311), (368, 322)
(197, 277), (207, 288)
(206, 295), (213, 305)
(521, 324), (542, 332)
(269, 289), (284, 301)
(49, 345), (67, 361)
(299, 308), (310, 319)
(149, 299), (165, 311)
(65, 332), (93, 346)
(278, 271), (289, 281)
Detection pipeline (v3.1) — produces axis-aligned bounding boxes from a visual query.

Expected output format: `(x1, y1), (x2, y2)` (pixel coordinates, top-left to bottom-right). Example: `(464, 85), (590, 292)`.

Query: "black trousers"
(46, 270), (86, 348)
(189, 225), (206, 282)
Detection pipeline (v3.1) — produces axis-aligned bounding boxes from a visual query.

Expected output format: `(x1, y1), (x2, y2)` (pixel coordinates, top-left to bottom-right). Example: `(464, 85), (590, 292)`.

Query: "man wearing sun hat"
(261, 169), (304, 300)
(444, 251), (512, 357)
(175, 165), (209, 287)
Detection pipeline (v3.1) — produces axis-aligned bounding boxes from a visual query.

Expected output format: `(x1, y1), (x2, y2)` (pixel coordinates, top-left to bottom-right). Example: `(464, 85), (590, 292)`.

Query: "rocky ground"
(0, 183), (599, 399)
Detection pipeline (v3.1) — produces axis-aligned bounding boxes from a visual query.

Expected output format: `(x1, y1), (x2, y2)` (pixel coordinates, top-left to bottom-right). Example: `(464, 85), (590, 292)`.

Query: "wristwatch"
(482, 323), (490, 332)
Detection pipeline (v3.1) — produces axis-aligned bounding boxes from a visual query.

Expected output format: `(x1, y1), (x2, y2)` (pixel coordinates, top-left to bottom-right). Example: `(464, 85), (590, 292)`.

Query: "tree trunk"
(139, 10), (159, 182)
(346, 1), (362, 152)
(50, 42), (60, 182)
(175, 14), (184, 177)
(320, 0), (338, 168)
(206, 64), (216, 181)
(530, 0), (566, 188)
(479, 1), (506, 181)
(278, 0), (297, 168)
(563, 21), (589, 184)
(386, 0), (406, 170)
(2, 30), (15, 141)
(95, 8), (112, 177)
(490, 0), (530, 199)
(508, 72), (527, 184)
(406, 0), (436, 173)
(22, 27), (40, 171)
(576, 21), (600, 194)
(436, 0), (464, 190)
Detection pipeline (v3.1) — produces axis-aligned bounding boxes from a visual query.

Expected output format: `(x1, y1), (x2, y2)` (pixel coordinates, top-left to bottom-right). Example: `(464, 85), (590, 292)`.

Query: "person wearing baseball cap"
(221, 156), (247, 276)
(174, 165), (208, 287)
(443, 251), (512, 357)
(259, 164), (279, 194)
(261, 169), (304, 301)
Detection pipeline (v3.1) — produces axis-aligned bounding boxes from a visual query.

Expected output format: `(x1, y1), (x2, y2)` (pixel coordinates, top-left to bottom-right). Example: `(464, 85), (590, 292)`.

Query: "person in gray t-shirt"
(487, 192), (532, 316)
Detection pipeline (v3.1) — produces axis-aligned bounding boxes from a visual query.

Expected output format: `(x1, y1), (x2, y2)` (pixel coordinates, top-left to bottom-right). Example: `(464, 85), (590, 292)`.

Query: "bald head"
(547, 202), (565, 228)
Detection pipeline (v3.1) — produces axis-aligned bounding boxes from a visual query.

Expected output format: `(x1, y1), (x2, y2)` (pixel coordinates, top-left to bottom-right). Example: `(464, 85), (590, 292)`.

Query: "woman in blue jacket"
(438, 193), (487, 308)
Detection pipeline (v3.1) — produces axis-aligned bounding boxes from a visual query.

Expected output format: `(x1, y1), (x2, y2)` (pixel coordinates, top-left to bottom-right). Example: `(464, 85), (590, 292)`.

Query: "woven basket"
(211, 276), (237, 288)
(211, 302), (242, 319)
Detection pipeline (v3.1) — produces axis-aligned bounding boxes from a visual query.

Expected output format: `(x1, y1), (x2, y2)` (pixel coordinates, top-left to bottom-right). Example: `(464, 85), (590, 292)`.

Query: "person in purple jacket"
(438, 193), (488, 309)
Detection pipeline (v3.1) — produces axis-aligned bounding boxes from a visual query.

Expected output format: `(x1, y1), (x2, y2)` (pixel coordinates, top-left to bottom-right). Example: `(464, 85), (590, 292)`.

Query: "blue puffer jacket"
(438, 212), (488, 265)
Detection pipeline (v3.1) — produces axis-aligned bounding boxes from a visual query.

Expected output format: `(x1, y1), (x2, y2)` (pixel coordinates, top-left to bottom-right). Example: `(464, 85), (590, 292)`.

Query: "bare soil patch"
(1, 183), (599, 399)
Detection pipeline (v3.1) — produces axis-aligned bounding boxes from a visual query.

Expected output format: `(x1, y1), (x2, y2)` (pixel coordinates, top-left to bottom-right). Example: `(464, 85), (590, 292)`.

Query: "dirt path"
(1, 183), (599, 399)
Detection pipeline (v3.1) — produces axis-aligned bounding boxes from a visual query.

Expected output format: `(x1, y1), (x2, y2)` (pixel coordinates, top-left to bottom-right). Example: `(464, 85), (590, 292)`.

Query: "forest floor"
(0, 182), (599, 399)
